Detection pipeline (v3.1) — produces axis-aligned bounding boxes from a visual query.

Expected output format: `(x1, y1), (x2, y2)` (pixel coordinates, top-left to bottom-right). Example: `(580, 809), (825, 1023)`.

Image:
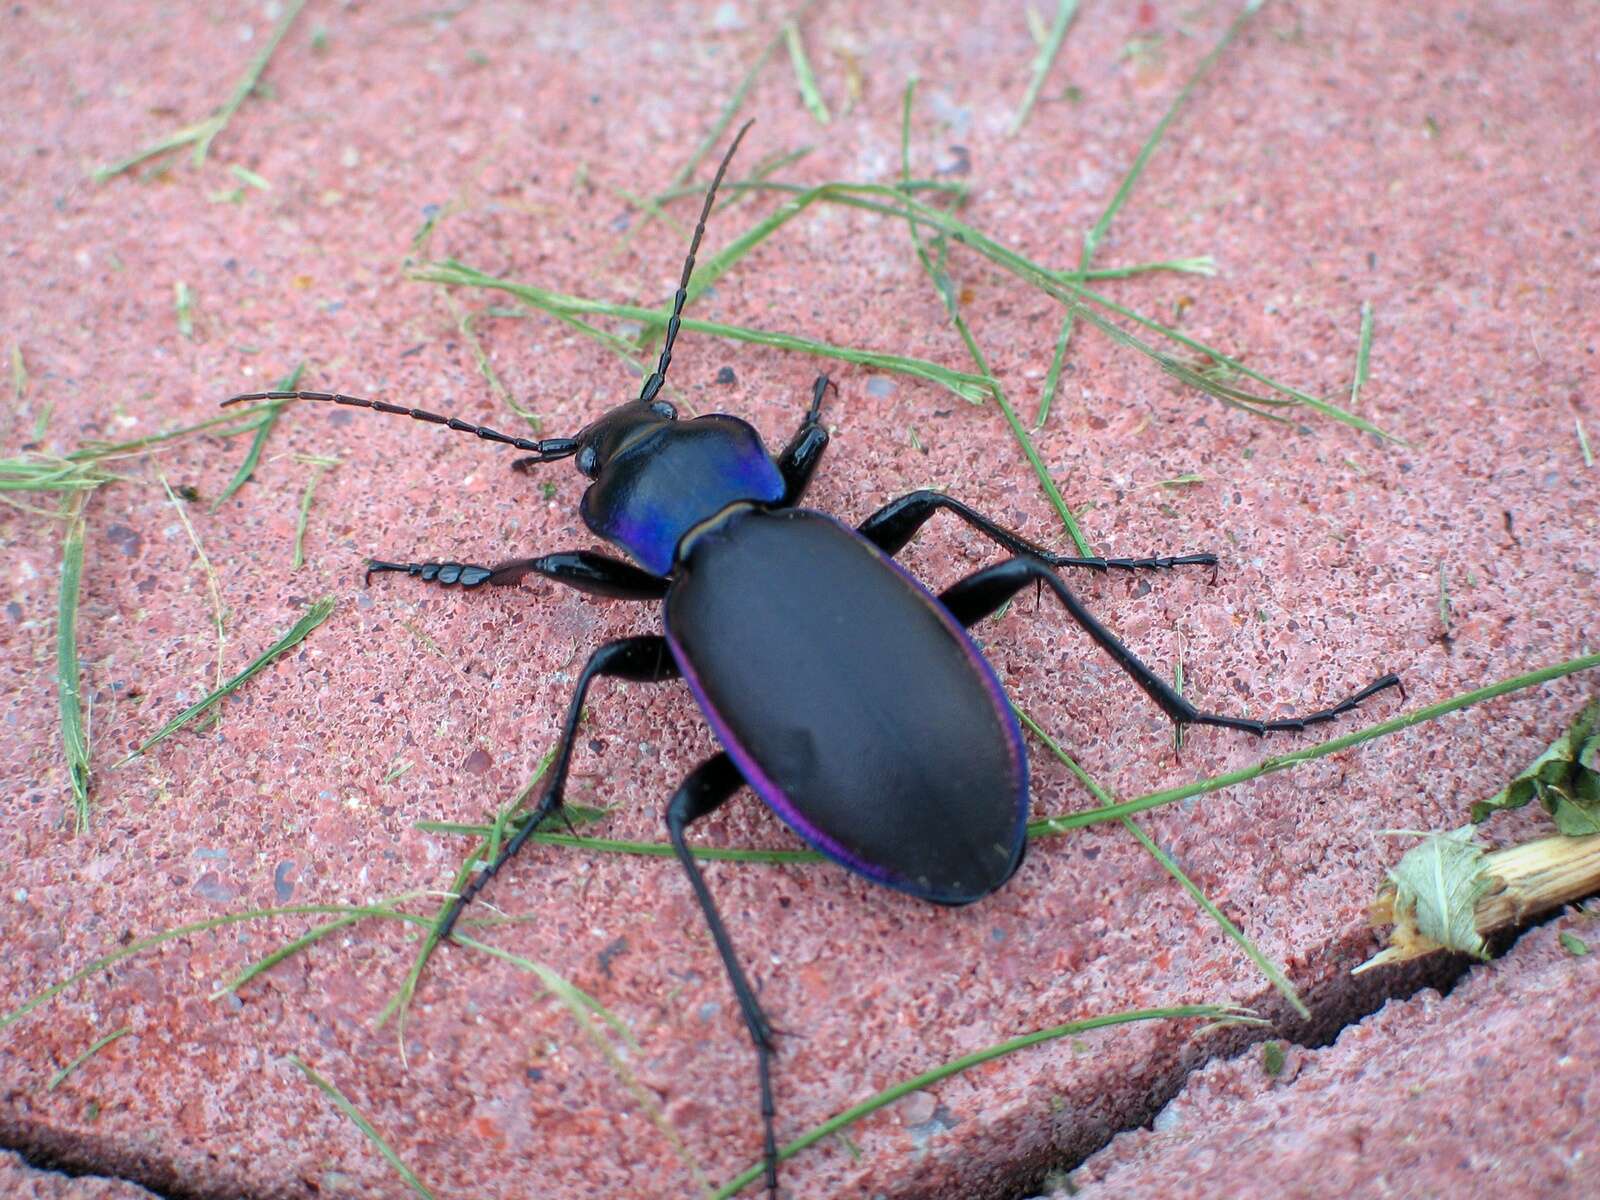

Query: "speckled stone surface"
(2, 2), (1596, 1198)
(1058, 919), (1600, 1199)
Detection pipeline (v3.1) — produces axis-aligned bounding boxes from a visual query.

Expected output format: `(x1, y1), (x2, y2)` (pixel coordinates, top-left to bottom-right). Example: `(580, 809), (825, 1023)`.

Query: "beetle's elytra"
(225, 121), (1399, 1196)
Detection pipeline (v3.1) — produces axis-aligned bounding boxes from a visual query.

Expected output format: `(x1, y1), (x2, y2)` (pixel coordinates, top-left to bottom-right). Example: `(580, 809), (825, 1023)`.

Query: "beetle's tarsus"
(364, 559), (494, 588)
(857, 490), (1219, 576)
(807, 373), (835, 422)
(363, 558), (405, 586)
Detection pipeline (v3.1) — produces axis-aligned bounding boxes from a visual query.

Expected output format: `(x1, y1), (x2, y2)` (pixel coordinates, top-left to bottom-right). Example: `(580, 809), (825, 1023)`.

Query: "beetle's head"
(572, 398), (677, 478)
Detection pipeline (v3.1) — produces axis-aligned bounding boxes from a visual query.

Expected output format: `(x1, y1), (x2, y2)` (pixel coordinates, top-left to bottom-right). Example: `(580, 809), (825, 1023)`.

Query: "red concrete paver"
(3, 2), (1596, 1198)
(1059, 918), (1600, 1199)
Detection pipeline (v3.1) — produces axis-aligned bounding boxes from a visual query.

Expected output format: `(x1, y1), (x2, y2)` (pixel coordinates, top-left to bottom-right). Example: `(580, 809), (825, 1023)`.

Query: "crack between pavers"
(991, 916), (1557, 1200)
(0, 914), (1568, 1200)
(0, 1119), (260, 1200)
(3, 1142), (176, 1199)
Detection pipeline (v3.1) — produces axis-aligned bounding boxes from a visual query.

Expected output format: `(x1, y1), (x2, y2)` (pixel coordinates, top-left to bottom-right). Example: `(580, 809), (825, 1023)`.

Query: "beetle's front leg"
(858, 490), (1216, 573)
(366, 550), (668, 599)
(775, 374), (833, 506)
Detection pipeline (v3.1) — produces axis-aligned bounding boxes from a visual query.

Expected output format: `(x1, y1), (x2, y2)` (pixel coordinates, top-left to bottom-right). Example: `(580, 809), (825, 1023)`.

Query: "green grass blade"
(1075, 305), (1298, 420)
(599, 172), (1336, 433)
(376, 749), (558, 1030)
(1090, 2), (1260, 264)
(57, 495), (92, 834)
(414, 819), (821, 863)
(637, 171), (1394, 439)
(451, 934), (634, 1045)
(898, 81), (1095, 556)
(193, 0), (307, 166)
(118, 596), (336, 763)
(1018, 707), (1308, 1019)
(209, 897), (431, 1001)
(1008, 0), (1080, 136)
(784, 20), (831, 125)
(92, 119), (214, 184)
(287, 1055), (436, 1200)
(67, 403), (279, 463)
(174, 282), (194, 339)
(825, 180), (1401, 441)
(291, 458), (337, 570)
(721, 146), (817, 215)
(11, 344), (28, 404)
(1073, 256), (1216, 280)
(1035, 305), (1078, 429)
(662, 33), (780, 195)
(1029, 651), (1600, 835)
(452, 303), (527, 419)
(409, 259), (993, 402)
(710, 1003), (1258, 1197)
(606, 29), (780, 265)
(607, 182), (691, 237)
(1350, 300), (1373, 409)
(493, 299), (649, 377)
(451, 933), (710, 1188)
(1, 902), (430, 1031)
(156, 470), (227, 690)
(92, 0), (305, 180)
(0, 456), (114, 496)
(47, 1026), (132, 1091)
(213, 362), (305, 510)
(229, 163), (271, 191)
(611, 175), (1324, 432)
(1035, 0), (1257, 425)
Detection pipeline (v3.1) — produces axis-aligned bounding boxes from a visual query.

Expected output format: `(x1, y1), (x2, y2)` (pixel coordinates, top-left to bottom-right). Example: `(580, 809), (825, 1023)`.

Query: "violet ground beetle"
(226, 121), (1400, 1196)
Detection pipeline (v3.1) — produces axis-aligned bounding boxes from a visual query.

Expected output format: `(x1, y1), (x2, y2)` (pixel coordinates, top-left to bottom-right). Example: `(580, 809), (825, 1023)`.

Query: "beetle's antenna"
(221, 390), (580, 461)
(637, 119), (754, 406)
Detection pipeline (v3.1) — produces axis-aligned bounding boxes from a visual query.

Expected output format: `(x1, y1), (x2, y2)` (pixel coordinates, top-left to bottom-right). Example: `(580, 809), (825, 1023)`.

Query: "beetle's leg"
(365, 550), (667, 600)
(665, 751), (783, 1199)
(858, 490), (1216, 573)
(436, 636), (680, 939)
(776, 374), (834, 506)
(938, 556), (1400, 735)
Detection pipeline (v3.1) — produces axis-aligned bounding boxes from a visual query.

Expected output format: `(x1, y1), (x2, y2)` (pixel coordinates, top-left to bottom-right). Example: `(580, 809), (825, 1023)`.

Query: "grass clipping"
(1359, 698), (1600, 972)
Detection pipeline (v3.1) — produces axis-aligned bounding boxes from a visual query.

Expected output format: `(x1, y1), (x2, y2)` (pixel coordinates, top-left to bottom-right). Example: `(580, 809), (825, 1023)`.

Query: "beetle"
(226, 121), (1399, 1196)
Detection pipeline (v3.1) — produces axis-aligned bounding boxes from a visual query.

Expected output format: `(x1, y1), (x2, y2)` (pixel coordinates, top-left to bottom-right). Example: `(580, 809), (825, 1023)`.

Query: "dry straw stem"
(1359, 834), (1600, 973)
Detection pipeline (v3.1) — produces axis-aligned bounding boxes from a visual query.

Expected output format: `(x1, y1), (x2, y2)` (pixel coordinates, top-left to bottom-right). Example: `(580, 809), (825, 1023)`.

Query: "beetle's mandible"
(225, 121), (1400, 1197)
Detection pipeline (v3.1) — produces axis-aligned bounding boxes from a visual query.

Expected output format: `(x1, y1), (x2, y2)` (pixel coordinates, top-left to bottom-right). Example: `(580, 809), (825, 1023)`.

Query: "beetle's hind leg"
(366, 550), (667, 599)
(937, 556), (1400, 735)
(858, 490), (1215, 573)
(665, 751), (784, 1199)
(435, 636), (681, 939)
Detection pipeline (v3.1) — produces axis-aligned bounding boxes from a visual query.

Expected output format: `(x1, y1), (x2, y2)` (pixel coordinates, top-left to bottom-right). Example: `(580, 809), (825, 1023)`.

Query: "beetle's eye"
(576, 445), (599, 477)
(648, 400), (676, 420)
